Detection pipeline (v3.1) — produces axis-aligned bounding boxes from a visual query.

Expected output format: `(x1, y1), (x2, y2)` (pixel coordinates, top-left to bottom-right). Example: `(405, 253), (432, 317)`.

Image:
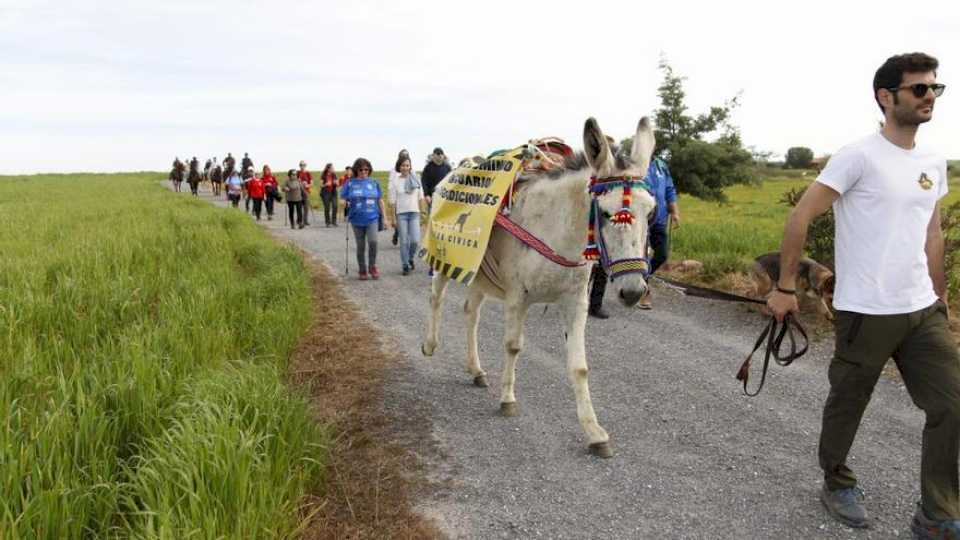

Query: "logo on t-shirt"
(918, 172), (933, 191)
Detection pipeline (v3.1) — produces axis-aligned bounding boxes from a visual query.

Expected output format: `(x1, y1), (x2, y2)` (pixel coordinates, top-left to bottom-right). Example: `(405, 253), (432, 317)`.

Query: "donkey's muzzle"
(619, 287), (646, 306)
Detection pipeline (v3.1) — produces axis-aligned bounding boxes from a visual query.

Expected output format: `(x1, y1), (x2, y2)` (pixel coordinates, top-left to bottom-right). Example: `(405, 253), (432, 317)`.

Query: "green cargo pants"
(819, 300), (960, 520)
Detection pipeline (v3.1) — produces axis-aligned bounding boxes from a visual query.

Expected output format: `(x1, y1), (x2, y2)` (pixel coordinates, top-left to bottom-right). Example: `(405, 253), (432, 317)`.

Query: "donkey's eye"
(601, 210), (612, 219)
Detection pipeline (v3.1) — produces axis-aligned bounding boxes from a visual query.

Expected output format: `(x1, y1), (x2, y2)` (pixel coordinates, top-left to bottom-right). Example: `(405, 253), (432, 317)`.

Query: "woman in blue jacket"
(341, 158), (387, 280)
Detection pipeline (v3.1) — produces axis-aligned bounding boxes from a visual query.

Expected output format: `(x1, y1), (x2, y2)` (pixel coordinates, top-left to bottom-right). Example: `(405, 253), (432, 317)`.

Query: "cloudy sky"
(1, 0), (957, 174)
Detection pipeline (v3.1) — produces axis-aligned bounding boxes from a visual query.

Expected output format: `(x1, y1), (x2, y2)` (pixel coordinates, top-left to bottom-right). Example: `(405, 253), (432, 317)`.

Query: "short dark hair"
(351, 158), (372, 177)
(873, 52), (939, 113)
(395, 156), (411, 173)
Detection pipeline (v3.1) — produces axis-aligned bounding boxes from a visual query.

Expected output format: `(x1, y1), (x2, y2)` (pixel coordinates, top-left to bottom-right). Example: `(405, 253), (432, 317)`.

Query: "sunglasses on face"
(888, 83), (946, 98)
(358, 167), (371, 172)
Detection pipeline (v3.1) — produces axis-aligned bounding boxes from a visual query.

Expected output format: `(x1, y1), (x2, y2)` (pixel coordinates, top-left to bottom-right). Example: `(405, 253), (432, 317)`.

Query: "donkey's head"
(583, 117), (657, 306)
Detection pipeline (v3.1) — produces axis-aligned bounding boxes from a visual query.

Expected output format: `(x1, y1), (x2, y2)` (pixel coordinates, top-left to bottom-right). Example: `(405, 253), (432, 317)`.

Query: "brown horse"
(170, 159), (186, 192)
(210, 164), (223, 197)
(187, 158), (202, 196)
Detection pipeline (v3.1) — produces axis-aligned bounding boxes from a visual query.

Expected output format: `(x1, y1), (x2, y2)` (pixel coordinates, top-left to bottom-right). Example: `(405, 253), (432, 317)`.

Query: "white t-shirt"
(816, 131), (948, 315)
(388, 172), (424, 214)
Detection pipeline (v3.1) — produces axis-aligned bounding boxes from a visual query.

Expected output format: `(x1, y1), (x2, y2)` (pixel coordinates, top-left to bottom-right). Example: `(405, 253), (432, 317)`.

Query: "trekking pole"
(344, 218), (350, 275)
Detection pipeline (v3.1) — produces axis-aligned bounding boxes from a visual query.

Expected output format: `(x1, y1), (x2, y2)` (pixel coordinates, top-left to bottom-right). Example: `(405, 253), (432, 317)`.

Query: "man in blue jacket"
(588, 156), (680, 318)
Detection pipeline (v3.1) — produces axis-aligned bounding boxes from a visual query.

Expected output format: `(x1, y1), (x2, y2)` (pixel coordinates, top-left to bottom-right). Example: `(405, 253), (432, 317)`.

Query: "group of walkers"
(341, 147), (451, 280)
(170, 147), (453, 280)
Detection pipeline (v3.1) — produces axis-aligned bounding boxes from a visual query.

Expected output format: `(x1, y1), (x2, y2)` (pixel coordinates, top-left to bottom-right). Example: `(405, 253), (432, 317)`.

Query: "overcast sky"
(1, 0), (957, 174)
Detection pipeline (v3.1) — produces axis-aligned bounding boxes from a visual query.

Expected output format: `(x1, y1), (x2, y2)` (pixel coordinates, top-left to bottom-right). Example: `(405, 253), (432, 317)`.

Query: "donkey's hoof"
(472, 374), (488, 388)
(588, 442), (613, 458)
(499, 401), (518, 417)
(421, 342), (435, 357)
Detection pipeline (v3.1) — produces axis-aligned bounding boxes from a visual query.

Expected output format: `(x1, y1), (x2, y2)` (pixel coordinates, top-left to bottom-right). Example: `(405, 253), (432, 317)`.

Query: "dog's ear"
(818, 272), (835, 295)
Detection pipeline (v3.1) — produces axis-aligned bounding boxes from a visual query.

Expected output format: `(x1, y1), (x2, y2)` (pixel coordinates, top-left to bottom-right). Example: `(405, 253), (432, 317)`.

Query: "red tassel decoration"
(610, 185), (635, 225)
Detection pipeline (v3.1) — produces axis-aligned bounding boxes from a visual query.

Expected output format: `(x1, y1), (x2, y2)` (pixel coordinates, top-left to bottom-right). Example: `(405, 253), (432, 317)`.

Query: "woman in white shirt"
(388, 155), (424, 275)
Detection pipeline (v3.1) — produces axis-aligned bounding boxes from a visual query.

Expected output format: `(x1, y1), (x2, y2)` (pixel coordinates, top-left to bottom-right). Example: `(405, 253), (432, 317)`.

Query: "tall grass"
(0, 173), (328, 538)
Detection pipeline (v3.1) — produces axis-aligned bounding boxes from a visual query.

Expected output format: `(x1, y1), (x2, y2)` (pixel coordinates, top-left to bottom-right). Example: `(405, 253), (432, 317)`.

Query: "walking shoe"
(410, 261), (415, 271)
(358, 272), (369, 281)
(588, 307), (610, 319)
(911, 503), (960, 539)
(370, 266), (380, 280)
(402, 266), (410, 276)
(820, 485), (868, 529)
(637, 290), (653, 310)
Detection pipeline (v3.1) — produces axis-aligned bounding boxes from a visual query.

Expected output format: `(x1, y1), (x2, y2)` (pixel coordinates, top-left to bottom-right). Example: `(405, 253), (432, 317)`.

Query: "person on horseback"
(241, 152), (253, 172)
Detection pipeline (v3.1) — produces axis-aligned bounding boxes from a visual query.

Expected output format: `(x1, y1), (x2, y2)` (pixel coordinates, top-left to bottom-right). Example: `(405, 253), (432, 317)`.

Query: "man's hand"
(670, 212), (681, 229)
(766, 290), (799, 322)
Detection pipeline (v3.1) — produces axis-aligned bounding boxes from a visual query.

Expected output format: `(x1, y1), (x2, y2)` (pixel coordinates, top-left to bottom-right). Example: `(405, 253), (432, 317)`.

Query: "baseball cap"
(432, 147), (444, 155)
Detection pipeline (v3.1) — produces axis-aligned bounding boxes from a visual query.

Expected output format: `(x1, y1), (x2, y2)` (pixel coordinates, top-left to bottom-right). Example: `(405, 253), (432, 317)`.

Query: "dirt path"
(194, 186), (950, 539)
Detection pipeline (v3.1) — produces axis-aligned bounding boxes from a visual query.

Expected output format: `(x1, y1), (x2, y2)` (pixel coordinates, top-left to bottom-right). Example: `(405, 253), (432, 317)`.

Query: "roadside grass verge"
(0, 173), (328, 538)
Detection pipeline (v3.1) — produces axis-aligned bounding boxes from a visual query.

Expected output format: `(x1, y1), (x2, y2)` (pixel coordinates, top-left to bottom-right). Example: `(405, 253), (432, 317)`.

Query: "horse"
(421, 117), (657, 458)
(170, 159), (185, 192)
(187, 159), (202, 196)
(210, 164), (223, 197)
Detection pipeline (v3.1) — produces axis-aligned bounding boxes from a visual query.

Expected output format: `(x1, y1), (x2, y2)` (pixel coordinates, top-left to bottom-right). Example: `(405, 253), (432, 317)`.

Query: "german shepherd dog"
(751, 252), (835, 320)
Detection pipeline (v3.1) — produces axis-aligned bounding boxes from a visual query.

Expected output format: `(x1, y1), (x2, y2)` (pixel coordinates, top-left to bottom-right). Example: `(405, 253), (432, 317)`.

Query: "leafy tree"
(623, 58), (755, 201)
(784, 147), (814, 169)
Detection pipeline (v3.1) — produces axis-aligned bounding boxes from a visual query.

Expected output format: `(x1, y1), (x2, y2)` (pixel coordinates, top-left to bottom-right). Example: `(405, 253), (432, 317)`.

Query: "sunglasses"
(358, 167), (371, 172)
(888, 83), (946, 98)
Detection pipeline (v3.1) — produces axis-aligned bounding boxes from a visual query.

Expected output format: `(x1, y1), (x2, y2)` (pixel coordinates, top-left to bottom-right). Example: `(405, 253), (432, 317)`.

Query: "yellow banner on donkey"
(420, 150), (523, 285)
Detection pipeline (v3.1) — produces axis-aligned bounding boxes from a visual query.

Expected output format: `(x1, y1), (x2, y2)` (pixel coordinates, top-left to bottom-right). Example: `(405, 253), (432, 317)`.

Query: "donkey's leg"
(464, 285), (488, 387)
(421, 273), (451, 356)
(499, 299), (530, 417)
(560, 296), (612, 457)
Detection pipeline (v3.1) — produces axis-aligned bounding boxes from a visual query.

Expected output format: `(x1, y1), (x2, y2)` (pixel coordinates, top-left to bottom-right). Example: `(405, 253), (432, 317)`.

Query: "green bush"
(779, 186), (835, 269)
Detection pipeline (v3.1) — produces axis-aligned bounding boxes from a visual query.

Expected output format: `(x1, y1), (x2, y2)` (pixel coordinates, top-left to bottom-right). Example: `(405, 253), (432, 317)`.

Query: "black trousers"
(321, 190), (338, 225)
(287, 201), (303, 227)
(252, 198), (263, 219)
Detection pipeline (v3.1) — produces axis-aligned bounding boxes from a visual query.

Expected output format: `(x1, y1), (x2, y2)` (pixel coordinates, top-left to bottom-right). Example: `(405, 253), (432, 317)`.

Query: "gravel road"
(197, 188), (942, 539)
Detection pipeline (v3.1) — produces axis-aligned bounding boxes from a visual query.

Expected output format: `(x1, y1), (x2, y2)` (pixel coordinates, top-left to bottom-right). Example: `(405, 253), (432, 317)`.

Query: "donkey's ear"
(583, 117), (613, 173)
(630, 117), (656, 175)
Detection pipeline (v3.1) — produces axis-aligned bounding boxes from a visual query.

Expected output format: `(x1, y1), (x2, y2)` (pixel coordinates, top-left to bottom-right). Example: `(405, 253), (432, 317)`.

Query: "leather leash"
(654, 276), (809, 396)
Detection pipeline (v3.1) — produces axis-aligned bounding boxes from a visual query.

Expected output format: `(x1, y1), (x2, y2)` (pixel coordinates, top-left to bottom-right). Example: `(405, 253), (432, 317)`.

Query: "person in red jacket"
(261, 165), (279, 220)
(319, 163), (339, 227)
(297, 161), (313, 226)
(247, 172), (266, 221)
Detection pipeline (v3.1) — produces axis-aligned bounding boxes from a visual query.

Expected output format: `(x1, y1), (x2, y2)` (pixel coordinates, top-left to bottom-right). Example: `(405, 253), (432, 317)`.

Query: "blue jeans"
(396, 212), (421, 270)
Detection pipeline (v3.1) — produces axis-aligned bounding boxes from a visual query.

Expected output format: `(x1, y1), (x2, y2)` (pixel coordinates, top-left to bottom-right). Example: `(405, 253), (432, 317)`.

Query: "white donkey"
(422, 117), (657, 457)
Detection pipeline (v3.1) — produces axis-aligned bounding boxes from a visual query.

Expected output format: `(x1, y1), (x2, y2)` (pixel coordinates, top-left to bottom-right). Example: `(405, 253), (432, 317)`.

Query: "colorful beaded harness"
(583, 175), (653, 281)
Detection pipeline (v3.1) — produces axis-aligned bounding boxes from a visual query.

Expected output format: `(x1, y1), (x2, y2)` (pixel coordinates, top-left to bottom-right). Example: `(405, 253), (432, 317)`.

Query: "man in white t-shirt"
(768, 52), (957, 535)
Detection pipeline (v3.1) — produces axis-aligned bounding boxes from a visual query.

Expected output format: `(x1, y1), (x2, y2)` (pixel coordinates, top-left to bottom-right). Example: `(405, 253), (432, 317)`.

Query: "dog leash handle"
(736, 314), (808, 396)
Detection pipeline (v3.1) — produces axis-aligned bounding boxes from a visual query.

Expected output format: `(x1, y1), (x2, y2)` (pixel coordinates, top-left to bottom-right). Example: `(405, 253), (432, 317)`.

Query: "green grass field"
(671, 171), (960, 279)
(0, 173), (328, 539)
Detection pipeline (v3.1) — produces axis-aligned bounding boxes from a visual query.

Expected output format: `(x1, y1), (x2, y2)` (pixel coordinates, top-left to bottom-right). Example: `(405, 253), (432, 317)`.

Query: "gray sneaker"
(820, 485), (868, 528)
(911, 503), (960, 539)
